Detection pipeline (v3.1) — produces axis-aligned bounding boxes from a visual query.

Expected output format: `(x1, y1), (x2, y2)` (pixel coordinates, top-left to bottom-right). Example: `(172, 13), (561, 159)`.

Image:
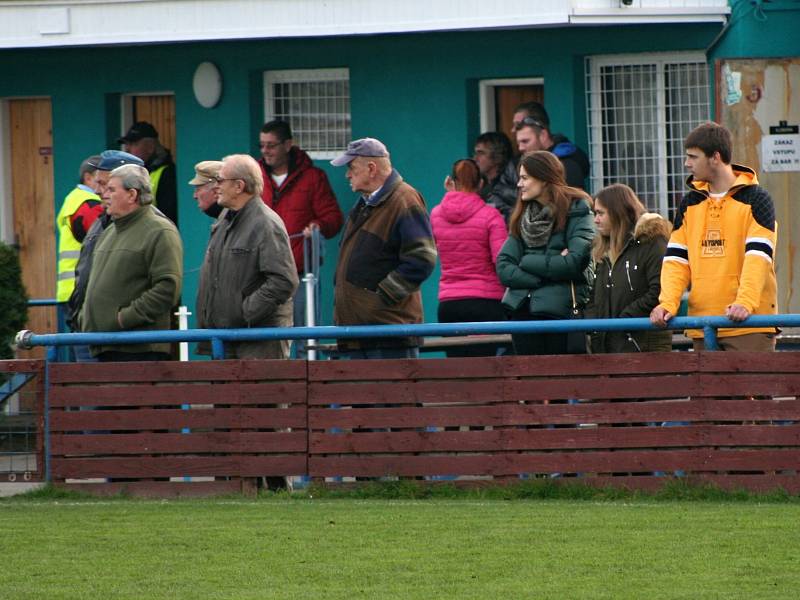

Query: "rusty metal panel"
(718, 58), (800, 312)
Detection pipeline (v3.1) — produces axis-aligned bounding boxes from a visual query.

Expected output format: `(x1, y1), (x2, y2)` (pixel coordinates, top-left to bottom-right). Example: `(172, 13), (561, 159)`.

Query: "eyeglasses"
(214, 176), (240, 184)
(259, 141), (284, 150)
(513, 116), (546, 131)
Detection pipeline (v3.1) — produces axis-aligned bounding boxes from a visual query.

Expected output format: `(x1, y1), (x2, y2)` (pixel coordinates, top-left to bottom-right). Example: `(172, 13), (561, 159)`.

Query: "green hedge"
(0, 241), (28, 359)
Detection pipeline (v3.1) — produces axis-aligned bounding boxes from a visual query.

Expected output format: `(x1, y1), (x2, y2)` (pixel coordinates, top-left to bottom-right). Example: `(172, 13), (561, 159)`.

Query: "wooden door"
(495, 84), (544, 139)
(8, 98), (56, 359)
(133, 95), (176, 160)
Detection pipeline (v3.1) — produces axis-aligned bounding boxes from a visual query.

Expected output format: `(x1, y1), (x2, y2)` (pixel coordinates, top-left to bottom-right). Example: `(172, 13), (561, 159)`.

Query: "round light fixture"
(193, 61), (223, 109)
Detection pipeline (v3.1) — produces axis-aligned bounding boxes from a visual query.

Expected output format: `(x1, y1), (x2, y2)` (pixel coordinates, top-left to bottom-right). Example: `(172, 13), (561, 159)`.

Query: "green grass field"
(2, 486), (799, 599)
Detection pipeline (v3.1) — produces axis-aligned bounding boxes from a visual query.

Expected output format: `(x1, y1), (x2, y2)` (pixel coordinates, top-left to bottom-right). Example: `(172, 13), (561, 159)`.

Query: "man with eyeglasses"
(513, 101), (590, 189)
(257, 120), (343, 356)
(196, 154), (298, 360)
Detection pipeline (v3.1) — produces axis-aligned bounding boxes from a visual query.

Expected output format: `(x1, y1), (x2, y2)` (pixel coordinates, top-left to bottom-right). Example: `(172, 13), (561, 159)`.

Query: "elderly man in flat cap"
(188, 160), (223, 219)
(330, 138), (437, 359)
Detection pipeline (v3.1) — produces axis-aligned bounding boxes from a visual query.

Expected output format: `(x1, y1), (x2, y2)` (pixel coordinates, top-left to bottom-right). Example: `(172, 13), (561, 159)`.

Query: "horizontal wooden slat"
(310, 353), (698, 382)
(503, 375), (696, 402)
(697, 351), (800, 374)
(309, 424), (800, 454)
(309, 399), (800, 429)
(308, 379), (504, 406)
(309, 448), (800, 478)
(694, 373), (800, 397)
(56, 479), (254, 498)
(50, 407), (307, 432)
(50, 382), (306, 408)
(49, 359), (306, 384)
(52, 455), (306, 479)
(0, 359), (44, 374)
(52, 431), (306, 455)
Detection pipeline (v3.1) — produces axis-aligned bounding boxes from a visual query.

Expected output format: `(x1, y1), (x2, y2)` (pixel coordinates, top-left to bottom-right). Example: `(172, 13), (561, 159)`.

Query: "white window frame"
(585, 51), (710, 217)
(478, 77), (544, 133)
(263, 67), (350, 160)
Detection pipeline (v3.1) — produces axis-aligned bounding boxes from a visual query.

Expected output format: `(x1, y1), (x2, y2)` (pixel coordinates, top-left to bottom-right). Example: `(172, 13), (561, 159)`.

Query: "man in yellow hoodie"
(650, 121), (777, 351)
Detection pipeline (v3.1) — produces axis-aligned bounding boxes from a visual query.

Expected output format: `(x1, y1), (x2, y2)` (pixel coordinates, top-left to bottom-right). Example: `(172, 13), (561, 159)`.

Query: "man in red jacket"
(257, 120), (343, 356)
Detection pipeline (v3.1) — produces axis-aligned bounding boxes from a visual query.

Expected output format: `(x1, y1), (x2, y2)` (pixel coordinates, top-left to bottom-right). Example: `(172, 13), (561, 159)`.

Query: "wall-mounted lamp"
(192, 61), (223, 109)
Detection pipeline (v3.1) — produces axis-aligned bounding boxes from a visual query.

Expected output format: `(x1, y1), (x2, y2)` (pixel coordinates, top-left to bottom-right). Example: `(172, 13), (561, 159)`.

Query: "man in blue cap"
(65, 151), (144, 358)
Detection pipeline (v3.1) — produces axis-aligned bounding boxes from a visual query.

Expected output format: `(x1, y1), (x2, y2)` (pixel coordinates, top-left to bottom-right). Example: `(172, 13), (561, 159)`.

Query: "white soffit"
(0, 0), (730, 49)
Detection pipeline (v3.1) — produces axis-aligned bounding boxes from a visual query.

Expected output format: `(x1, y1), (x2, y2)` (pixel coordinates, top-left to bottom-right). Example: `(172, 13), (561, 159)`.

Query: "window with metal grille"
(585, 53), (709, 219)
(263, 68), (351, 160)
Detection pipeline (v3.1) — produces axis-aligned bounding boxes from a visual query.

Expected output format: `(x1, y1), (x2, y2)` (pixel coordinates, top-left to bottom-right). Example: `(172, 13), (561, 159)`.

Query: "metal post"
(44, 346), (57, 483)
(175, 305), (191, 362)
(211, 337), (225, 360)
(703, 325), (719, 351)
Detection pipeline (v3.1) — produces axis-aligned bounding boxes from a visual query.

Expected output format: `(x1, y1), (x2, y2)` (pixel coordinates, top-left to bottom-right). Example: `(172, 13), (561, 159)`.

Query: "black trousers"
(438, 298), (507, 358)
(97, 351), (171, 362)
(508, 309), (568, 356)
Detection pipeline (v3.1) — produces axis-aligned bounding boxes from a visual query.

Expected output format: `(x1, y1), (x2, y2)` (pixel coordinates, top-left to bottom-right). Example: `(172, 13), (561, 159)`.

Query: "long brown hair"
(592, 183), (645, 264)
(508, 151), (591, 238)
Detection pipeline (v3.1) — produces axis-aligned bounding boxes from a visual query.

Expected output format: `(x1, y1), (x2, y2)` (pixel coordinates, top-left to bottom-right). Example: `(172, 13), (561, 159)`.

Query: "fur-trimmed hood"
(634, 212), (671, 243)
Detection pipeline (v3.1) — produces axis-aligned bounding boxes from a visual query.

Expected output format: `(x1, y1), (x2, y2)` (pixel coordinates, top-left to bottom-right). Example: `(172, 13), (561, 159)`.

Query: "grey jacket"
(196, 196), (298, 331)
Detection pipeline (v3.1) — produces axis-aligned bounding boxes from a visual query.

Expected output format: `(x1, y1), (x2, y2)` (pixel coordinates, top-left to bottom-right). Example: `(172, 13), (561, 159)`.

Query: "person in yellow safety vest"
(55, 155), (102, 302)
(118, 121), (178, 227)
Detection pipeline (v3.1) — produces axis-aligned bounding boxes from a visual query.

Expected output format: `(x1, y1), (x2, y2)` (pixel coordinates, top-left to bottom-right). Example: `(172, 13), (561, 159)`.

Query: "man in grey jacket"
(196, 154), (298, 359)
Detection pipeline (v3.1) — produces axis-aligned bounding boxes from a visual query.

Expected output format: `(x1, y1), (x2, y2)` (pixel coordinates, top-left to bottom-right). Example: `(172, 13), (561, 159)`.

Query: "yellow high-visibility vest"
(150, 164), (167, 204)
(55, 186), (100, 301)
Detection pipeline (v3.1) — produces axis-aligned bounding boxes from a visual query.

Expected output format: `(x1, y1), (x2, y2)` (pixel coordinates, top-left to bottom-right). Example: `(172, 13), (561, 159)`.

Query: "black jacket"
(585, 213), (672, 353)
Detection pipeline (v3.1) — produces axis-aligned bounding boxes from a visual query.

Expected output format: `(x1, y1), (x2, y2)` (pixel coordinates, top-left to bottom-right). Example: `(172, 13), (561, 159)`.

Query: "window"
(263, 68), (350, 160)
(585, 53), (710, 218)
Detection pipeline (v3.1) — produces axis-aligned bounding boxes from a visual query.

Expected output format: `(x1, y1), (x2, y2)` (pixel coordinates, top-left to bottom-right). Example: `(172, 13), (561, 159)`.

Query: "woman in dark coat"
(496, 151), (595, 355)
(585, 183), (672, 353)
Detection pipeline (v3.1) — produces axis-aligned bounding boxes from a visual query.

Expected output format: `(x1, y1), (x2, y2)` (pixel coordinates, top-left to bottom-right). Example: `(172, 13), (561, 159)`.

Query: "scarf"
(520, 200), (554, 247)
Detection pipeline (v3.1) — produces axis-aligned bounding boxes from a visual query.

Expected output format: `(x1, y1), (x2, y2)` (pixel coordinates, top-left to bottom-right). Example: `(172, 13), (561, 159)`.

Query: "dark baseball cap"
(89, 150), (145, 171)
(117, 121), (159, 144)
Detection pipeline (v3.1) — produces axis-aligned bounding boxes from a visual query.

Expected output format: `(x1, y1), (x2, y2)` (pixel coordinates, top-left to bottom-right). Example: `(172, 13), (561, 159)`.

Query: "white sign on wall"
(761, 134), (800, 172)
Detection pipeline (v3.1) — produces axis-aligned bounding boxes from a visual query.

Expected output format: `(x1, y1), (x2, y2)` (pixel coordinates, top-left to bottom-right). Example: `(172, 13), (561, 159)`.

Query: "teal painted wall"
(0, 22), (721, 334)
(708, 0), (800, 113)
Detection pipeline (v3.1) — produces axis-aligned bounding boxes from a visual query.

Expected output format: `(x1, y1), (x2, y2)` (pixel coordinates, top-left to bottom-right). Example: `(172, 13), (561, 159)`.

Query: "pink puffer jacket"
(431, 190), (508, 301)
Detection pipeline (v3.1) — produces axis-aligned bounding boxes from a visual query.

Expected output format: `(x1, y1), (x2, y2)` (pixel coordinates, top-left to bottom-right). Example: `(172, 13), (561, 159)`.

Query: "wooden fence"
(40, 352), (800, 496)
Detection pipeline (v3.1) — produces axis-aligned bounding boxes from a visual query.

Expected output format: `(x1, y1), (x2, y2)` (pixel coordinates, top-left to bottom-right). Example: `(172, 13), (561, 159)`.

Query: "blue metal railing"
(15, 314), (800, 359)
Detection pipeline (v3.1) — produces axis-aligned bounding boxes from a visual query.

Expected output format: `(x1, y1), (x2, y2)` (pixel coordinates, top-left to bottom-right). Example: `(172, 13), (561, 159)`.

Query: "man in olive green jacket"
(79, 164), (183, 361)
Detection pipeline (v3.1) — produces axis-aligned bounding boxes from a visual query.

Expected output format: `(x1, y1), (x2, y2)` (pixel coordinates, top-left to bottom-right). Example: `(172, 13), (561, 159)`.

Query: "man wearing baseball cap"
(330, 138), (437, 359)
(65, 151), (144, 341)
(119, 121), (178, 227)
(188, 160), (223, 219)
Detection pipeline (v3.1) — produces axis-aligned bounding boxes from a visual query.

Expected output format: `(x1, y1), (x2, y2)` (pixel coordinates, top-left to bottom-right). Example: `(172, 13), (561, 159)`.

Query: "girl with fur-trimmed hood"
(585, 183), (672, 353)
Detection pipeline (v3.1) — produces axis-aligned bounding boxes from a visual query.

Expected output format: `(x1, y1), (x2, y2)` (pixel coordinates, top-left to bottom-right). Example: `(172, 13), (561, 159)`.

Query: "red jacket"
(259, 147), (343, 272)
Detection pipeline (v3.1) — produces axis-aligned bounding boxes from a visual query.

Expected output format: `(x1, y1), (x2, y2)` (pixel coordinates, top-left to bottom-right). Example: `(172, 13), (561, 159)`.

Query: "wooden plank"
(49, 407), (307, 432)
(309, 425), (800, 454)
(309, 448), (800, 478)
(698, 351), (800, 374)
(308, 379), (504, 407)
(49, 381), (307, 408)
(52, 455), (306, 479)
(49, 359), (306, 384)
(503, 375), (697, 402)
(0, 360), (44, 374)
(695, 373), (800, 397)
(52, 431), (307, 455)
(309, 398), (800, 429)
(56, 479), (250, 498)
(309, 357), (507, 382)
(310, 354), (698, 382)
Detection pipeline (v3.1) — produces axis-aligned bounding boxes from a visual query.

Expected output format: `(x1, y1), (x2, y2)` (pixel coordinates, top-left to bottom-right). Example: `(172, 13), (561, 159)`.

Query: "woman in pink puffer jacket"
(431, 159), (508, 357)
